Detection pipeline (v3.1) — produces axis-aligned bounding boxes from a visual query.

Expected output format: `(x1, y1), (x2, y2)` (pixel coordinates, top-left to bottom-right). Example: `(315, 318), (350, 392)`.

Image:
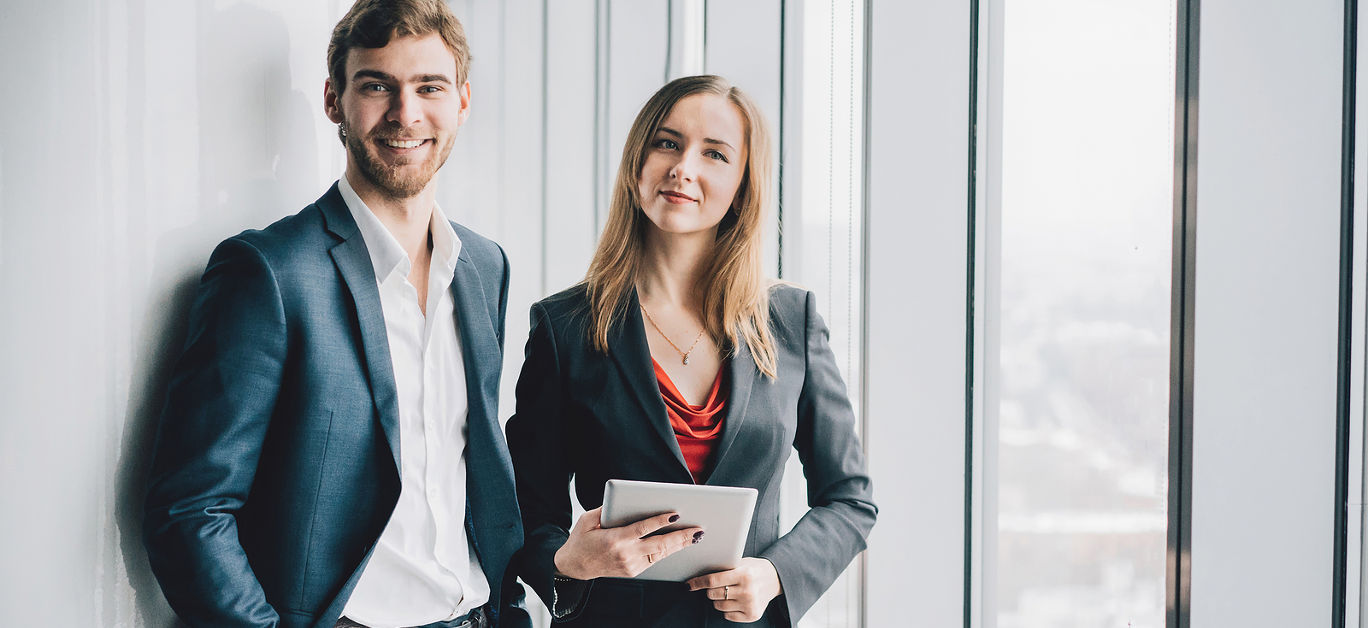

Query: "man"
(143, 1), (530, 626)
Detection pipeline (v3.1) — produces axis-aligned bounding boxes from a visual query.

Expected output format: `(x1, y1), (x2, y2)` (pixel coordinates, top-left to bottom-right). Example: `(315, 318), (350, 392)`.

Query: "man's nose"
(386, 90), (422, 127)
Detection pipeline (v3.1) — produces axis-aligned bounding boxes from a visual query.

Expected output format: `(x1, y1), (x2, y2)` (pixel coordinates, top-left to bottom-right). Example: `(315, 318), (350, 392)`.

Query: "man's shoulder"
(450, 221), (506, 268)
(235, 207), (324, 246)
(221, 192), (337, 265)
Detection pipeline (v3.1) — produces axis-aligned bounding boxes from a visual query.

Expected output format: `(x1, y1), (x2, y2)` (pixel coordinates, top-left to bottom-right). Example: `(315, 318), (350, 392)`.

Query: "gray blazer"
(506, 283), (876, 627)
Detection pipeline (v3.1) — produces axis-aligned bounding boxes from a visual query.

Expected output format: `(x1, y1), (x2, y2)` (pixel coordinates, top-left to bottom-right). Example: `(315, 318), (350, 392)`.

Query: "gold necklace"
(639, 304), (705, 365)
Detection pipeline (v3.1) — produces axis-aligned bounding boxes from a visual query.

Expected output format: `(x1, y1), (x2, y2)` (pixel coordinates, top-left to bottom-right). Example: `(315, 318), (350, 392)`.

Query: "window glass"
(989, 1), (1177, 626)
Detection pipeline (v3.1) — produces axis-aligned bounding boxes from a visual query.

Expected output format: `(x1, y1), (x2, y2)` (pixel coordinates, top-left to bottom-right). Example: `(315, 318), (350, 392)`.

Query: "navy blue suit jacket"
(144, 184), (530, 628)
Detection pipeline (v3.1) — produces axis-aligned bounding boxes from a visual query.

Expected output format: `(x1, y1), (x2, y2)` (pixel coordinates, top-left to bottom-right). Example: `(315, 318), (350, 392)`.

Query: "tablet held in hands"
(601, 479), (758, 581)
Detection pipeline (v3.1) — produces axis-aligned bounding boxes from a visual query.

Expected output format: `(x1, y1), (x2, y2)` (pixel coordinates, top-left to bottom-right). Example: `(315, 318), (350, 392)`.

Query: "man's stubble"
(346, 124), (457, 199)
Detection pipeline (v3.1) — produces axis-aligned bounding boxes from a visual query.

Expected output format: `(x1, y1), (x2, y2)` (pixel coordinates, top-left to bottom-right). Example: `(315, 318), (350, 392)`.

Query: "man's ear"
(456, 81), (472, 126)
(324, 78), (344, 124)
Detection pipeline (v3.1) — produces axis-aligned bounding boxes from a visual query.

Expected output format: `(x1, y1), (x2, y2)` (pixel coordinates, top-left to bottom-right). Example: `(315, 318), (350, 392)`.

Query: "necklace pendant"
(682, 354), (691, 366)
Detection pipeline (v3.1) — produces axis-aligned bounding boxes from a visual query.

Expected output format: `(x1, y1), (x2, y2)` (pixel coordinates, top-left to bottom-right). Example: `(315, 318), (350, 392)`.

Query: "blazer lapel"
(705, 336), (758, 484)
(609, 290), (692, 478)
(451, 247), (500, 432)
(450, 245), (520, 589)
(320, 186), (403, 471)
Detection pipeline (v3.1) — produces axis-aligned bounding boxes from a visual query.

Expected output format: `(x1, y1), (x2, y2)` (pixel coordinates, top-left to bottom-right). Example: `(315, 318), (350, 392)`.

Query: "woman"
(506, 75), (876, 627)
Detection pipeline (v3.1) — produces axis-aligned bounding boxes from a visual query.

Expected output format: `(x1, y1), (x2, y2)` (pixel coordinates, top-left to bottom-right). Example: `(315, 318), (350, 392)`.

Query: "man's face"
(324, 33), (470, 199)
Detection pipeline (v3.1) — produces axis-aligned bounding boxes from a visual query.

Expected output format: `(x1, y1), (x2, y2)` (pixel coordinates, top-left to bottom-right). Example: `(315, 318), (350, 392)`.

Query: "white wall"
(1189, 0), (1346, 625)
(0, 2), (347, 624)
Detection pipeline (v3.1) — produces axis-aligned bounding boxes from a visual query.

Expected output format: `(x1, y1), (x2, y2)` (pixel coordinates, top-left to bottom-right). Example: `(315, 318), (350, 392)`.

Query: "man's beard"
(346, 126), (455, 199)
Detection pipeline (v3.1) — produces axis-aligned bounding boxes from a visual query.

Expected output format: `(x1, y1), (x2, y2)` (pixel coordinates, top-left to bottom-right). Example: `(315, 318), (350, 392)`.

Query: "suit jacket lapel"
(320, 185), (403, 472)
(706, 336), (758, 484)
(451, 247), (499, 435)
(450, 245), (519, 589)
(609, 289), (692, 479)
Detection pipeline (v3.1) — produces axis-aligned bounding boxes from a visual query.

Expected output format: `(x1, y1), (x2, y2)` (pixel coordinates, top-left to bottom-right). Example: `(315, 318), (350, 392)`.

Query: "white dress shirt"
(337, 176), (490, 627)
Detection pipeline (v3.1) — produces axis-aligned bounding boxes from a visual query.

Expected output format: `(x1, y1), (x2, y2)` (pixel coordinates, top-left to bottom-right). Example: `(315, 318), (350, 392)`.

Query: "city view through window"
(991, 1), (1178, 626)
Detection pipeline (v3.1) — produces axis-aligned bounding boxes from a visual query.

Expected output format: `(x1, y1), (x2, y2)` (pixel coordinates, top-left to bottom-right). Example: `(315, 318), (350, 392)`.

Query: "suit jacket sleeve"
(758, 290), (878, 622)
(504, 302), (573, 609)
(143, 237), (285, 627)
(496, 244), (510, 353)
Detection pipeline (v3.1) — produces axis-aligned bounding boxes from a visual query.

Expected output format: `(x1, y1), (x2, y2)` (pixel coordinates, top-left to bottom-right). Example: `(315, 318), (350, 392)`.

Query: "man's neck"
(344, 169), (437, 263)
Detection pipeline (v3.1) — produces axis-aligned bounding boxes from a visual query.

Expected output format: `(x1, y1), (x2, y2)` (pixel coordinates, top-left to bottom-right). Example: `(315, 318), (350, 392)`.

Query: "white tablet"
(600, 479), (758, 582)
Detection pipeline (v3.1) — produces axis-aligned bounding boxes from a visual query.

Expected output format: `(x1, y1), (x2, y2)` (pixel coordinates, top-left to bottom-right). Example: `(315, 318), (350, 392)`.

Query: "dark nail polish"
(669, 514), (680, 523)
(692, 531), (705, 544)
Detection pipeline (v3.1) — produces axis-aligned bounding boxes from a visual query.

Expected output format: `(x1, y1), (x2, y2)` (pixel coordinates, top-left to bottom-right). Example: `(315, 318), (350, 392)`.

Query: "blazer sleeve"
(758, 290), (878, 622)
(496, 243), (511, 353)
(143, 237), (286, 627)
(504, 302), (573, 609)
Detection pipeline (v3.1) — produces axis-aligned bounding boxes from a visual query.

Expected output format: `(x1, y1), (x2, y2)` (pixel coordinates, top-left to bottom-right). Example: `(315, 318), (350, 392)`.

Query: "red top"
(652, 358), (727, 483)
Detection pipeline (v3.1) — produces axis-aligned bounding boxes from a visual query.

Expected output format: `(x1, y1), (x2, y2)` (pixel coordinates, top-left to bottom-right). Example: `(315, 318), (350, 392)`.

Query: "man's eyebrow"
(352, 69), (395, 82)
(351, 70), (453, 84)
(656, 126), (736, 151)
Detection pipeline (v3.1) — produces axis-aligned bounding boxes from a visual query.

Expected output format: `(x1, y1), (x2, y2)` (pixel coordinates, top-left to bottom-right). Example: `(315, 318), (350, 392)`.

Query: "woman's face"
(637, 93), (748, 237)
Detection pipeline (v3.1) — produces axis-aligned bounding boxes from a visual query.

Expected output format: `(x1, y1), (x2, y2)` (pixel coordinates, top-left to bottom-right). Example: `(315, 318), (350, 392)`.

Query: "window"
(980, 1), (1179, 626)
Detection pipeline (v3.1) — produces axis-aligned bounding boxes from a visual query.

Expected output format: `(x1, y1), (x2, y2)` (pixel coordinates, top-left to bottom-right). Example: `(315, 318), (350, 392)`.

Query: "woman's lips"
(661, 191), (696, 204)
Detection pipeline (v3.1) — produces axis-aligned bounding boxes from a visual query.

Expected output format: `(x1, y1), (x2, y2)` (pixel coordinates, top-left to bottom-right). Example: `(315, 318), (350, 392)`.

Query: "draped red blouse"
(652, 358), (727, 484)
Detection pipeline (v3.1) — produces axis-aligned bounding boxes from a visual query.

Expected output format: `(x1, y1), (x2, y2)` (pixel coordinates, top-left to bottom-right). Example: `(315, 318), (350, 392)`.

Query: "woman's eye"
(655, 138), (678, 150)
(705, 149), (729, 163)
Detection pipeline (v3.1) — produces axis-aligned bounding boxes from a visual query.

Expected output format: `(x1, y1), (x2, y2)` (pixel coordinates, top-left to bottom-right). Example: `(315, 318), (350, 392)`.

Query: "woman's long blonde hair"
(583, 74), (777, 378)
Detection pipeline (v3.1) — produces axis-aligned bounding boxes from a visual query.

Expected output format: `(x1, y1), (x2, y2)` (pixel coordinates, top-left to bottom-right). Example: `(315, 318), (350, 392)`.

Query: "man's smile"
(378, 137), (431, 153)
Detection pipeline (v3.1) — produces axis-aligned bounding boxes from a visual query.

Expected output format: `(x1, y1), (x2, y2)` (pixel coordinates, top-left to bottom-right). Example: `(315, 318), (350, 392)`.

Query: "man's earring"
(339, 122), (347, 139)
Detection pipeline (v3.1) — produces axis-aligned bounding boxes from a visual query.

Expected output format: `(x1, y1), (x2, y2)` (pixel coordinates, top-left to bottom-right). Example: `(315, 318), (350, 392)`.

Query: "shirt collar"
(429, 201), (461, 275)
(337, 175), (463, 282)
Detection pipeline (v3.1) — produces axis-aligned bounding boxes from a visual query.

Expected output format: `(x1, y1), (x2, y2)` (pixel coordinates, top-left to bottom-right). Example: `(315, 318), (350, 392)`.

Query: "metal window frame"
(1335, 1), (1360, 627)
(1166, 1), (1199, 626)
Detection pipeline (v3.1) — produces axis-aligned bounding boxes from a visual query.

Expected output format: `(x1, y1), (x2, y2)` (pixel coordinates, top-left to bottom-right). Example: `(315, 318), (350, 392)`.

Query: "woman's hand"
(552, 507), (705, 580)
(686, 557), (784, 622)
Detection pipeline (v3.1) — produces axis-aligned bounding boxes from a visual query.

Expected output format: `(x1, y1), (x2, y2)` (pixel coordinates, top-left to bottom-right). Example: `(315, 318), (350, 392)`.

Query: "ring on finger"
(724, 585), (729, 600)
(647, 553), (655, 564)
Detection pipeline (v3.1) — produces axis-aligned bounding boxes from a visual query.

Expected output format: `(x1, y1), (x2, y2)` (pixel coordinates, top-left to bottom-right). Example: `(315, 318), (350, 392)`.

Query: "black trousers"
(554, 578), (785, 627)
